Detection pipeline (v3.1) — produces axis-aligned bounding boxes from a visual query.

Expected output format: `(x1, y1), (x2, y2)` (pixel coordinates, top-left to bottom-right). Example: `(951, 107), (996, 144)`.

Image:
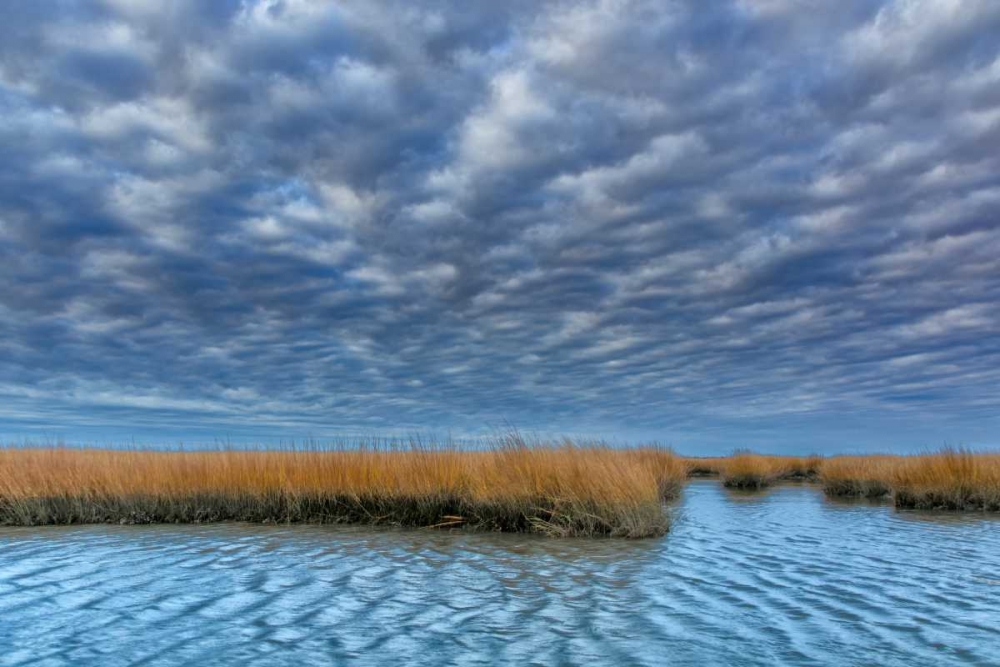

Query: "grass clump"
(684, 454), (823, 487)
(0, 438), (687, 538)
(821, 449), (1000, 510)
(819, 456), (895, 498)
(683, 457), (726, 477)
(891, 449), (1000, 511)
(783, 455), (824, 481)
(718, 452), (786, 489)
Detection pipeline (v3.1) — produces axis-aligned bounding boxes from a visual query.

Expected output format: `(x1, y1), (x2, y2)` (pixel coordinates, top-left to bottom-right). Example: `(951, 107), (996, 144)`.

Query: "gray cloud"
(1, 0), (998, 451)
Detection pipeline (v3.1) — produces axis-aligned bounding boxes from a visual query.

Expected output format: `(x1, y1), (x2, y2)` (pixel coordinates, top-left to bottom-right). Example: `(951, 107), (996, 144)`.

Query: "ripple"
(1, 484), (998, 666)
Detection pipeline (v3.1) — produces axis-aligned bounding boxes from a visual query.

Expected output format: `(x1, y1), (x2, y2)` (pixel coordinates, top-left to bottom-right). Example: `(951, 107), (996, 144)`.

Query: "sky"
(1, 0), (998, 453)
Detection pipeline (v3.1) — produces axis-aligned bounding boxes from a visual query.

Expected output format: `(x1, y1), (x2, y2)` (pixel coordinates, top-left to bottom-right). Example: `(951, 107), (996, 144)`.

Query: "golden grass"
(818, 455), (895, 498)
(3, 442), (995, 537)
(684, 449), (1000, 508)
(683, 456), (727, 477)
(0, 439), (687, 538)
(821, 450), (1000, 510)
(719, 453), (786, 489)
(887, 450), (1000, 510)
(683, 453), (823, 489)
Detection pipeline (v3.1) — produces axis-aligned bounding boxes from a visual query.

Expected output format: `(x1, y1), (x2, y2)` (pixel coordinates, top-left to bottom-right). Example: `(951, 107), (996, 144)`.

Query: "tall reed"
(0, 439), (687, 538)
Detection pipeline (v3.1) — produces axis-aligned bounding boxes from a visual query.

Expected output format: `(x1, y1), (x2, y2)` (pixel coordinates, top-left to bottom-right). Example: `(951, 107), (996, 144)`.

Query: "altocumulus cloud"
(0, 0), (998, 451)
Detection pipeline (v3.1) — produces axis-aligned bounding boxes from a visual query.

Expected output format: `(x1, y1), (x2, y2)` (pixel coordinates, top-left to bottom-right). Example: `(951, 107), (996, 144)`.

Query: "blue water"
(1, 481), (998, 666)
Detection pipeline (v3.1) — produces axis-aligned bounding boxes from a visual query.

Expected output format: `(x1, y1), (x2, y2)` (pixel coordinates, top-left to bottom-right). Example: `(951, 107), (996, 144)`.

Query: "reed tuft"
(890, 449), (1000, 510)
(718, 452), (786, 489)
(819, 455), (895, 498)
(821, 449), (1000, 510)
(683, 454), (823, 487)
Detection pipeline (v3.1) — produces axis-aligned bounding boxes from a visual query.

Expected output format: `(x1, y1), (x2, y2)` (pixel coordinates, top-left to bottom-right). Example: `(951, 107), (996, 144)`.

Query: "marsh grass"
(3, 441), (996, 536)
(683, 457), (726, 477)
(684, 453), (823, 489)
(819, 456), (895, 498)
(719, 452), (779, 489)
(0, 439), (687, 538)
(821, 450), (1000, 510)
(686, 449), (1000, 509)
(890, 450), (1000, 510)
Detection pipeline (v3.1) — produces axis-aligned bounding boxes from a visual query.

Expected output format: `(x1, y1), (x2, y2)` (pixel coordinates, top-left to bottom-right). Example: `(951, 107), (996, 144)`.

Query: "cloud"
(0, 0), (998, 451)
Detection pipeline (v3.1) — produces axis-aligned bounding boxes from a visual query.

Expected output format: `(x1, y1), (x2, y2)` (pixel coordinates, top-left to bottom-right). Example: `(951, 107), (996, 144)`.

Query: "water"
(1, 481), (997, 666)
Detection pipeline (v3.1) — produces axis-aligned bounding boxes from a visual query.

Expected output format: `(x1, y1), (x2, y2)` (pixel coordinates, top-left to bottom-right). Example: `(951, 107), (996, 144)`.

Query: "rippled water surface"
(1, 481), (998, 666)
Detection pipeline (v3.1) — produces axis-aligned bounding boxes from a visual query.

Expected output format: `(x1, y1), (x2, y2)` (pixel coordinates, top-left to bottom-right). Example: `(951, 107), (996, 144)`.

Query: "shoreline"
(2, 445), (997, 535)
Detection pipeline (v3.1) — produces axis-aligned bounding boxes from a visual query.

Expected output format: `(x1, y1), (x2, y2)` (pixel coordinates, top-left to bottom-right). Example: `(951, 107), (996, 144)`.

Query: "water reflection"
(721, 485), (780, 503)
(819, 492), (892, 510)
(1, 482), (997, 666)
(890, 507), (1000, 527)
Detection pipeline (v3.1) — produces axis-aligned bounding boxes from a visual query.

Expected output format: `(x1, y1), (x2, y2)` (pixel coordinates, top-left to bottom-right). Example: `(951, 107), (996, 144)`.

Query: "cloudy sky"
(1, 0), (998, 452)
